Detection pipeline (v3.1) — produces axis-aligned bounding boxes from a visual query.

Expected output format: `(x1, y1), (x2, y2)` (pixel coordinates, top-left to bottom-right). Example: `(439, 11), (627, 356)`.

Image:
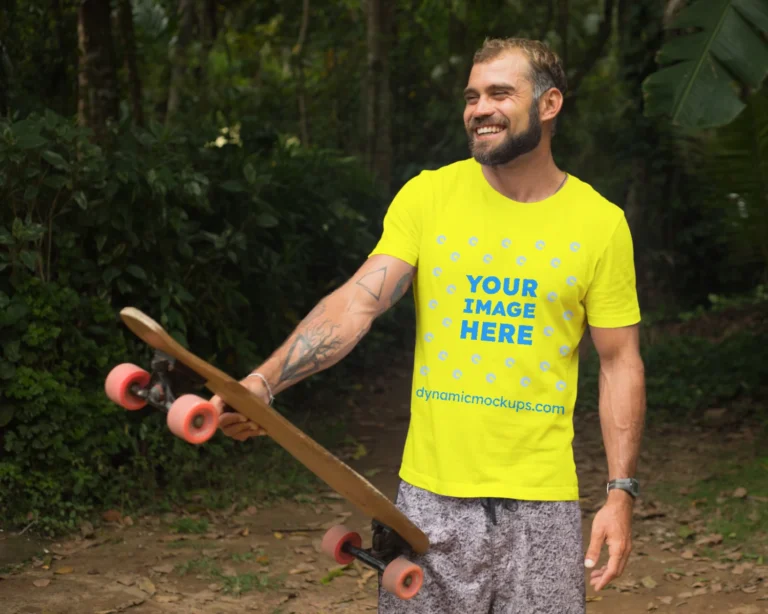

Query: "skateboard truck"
(105, 352), (220, 445)
(128, 351), (206, 413)
(339, 520), (411, 573)
(321, 520), (423, 599)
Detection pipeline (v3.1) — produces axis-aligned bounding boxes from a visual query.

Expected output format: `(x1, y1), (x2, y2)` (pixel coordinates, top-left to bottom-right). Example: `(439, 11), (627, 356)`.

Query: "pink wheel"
(105, 363), (150, 410)
(321, 524), (362, 565)
(382, 556), (423, 600)
(167, 395), (219, 444)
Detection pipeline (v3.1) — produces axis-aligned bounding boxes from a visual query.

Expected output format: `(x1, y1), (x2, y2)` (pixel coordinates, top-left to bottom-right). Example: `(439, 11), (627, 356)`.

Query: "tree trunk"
(558, 0), (569, 72)
(295, 0), (311, 146)
(0, 40), (11, 116)
(77, 0), (120, 141)
(166, 0), (197, 123)
(365, 0), (393, 191)
(118, 0), (144, 126)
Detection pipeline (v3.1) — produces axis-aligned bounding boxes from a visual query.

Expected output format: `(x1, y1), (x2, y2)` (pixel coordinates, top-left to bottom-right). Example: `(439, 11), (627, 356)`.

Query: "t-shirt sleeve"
(368, 172), (429, 266)
(584, 214), (641, 328)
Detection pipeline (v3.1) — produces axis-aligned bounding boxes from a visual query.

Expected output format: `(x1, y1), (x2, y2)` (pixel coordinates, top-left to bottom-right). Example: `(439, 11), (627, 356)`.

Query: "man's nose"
(474, 95), (494, 117)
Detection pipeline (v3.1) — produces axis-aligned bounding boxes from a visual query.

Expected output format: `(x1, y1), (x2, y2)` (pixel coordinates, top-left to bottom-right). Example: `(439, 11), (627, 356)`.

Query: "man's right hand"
(212, 377), (269, 441)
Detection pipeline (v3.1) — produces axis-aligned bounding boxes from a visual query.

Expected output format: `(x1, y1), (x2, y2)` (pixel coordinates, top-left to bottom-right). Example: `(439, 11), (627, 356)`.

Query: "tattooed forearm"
(278, 319), (343, 384)
(389, 271), (414, 307)
(252, 257), (415, 396)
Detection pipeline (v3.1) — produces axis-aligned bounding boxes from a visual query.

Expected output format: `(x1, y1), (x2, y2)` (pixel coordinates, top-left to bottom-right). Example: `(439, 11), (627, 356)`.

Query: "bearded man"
(214, 37), (646, 614)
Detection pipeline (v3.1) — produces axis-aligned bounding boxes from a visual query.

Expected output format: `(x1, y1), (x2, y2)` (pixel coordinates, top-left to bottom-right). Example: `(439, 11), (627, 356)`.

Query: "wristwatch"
(607, 478), (640, 499)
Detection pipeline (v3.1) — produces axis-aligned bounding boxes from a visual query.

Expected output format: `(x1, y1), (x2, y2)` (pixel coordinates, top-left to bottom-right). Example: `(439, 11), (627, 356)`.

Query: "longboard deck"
(120, 307), (429, 554)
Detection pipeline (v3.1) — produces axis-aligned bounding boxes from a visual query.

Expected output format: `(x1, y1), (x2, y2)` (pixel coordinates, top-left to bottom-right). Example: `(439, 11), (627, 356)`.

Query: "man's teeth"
(477, 126), (503, 135)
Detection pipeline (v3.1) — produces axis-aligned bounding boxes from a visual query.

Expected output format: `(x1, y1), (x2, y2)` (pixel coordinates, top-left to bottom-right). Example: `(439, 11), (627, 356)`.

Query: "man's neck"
(480, 147), (565, 203)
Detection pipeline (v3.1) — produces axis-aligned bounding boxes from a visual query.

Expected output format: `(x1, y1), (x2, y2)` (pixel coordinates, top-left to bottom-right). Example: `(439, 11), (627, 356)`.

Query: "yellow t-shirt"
(369, 158), (641, 501)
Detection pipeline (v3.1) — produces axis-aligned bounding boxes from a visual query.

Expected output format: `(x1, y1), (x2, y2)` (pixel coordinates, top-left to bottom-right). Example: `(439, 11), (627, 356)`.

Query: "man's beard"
(467, 102), (542, 166)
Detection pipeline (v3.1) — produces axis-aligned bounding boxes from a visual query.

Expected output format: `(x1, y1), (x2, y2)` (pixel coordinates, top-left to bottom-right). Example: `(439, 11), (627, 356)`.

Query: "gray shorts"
(378, 481), (585, 614)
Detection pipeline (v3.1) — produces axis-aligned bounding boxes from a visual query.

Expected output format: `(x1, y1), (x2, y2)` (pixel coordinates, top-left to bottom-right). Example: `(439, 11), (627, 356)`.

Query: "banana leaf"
(643, 0), (768, 129)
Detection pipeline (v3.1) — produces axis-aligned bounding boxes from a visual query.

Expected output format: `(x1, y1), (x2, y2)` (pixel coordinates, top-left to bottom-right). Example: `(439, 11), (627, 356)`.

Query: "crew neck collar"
(473, 159), (573, 207)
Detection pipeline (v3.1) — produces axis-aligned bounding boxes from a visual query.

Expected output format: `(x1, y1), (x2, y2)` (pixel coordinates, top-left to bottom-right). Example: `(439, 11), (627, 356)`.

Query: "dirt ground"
(1, 363), (767, 614)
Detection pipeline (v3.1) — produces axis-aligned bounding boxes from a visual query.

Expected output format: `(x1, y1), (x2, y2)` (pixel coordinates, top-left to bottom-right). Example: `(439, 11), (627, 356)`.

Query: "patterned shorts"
(378, 481), (585, 614)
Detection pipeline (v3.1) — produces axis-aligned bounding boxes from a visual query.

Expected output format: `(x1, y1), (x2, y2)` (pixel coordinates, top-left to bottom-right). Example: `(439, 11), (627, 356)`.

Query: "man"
(213, 37), (646, 614)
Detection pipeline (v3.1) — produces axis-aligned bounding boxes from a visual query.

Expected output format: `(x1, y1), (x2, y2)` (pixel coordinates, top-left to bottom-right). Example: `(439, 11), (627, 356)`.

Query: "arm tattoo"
(389, 272), (414, 307)
(355, 266), (388, 300)
(278, 319), (343, 384)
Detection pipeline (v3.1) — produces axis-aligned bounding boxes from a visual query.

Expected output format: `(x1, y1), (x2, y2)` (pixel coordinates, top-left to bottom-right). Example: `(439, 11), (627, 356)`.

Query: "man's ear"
(539, 88), (563, 123)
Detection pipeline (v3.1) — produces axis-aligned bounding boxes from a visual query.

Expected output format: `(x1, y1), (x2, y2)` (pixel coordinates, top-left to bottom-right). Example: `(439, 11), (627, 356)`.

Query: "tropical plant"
(701, 86), (768, 273)
(643, 0), (768, 129)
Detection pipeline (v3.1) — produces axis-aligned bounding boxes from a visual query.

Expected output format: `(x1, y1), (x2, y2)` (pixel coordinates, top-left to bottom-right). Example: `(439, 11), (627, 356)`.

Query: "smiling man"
(214, 38), (646, 614)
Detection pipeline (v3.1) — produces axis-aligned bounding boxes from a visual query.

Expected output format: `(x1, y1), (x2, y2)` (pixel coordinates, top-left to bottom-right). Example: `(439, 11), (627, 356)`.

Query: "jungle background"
(1, 1), (768, 610)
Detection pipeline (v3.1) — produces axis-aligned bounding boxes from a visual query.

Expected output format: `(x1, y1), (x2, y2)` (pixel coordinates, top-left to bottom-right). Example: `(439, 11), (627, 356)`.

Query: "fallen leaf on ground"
(94, 597), (145, 613)
(33, 579), (51, 588)
(154, 595), (181, 603)
(80, 521), (95, 538)
(103, 510), (123, 523)
(732, 563), (753, 575)
(151, 564), (174, 574)
(732, 487), (748, 499)
(695, 534), (723, 546)
(137, 578), (156, 596)
(290, 563), (316, 575)
(54, 566), (73, 575)
(641, 576), (658, 589)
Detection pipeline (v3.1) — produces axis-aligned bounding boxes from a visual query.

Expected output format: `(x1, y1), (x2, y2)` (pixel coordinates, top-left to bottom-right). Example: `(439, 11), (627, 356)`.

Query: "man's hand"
(584, 491), (634, 591)
(211, 377), (269, 441)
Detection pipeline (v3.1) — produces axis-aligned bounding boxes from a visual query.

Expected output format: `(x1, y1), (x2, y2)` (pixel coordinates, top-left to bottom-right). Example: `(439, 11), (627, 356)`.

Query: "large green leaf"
(643, 0), (768, 128)
(701, 87), (768, 266)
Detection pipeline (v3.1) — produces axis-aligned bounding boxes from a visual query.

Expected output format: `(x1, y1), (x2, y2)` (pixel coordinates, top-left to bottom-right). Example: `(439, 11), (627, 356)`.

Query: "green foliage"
(577, 312), (768, 420)
(169, 517), (209, 534)
(643, 0), (768, 128)
(690, 456), (768, 546)
(699, 87), (768, 271)
(175, 555), (279, 594)
(0, 110), (384, 534)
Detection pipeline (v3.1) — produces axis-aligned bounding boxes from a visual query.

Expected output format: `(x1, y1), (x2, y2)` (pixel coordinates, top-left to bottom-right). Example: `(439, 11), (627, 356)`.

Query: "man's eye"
(465, 96), (478, 103)
(492, 92), (507, 99)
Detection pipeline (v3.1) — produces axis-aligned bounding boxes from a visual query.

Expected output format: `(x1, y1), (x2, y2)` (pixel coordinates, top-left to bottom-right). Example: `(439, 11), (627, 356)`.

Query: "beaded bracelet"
(245, 372), (275, 405)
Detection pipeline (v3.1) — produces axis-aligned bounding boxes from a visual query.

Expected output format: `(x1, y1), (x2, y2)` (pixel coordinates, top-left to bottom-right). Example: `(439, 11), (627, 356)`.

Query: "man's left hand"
(584, 490), (634, 591)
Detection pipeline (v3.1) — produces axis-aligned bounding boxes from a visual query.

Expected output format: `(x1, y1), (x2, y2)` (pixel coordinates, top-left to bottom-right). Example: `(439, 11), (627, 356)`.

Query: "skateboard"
(105, 307), (429, 599)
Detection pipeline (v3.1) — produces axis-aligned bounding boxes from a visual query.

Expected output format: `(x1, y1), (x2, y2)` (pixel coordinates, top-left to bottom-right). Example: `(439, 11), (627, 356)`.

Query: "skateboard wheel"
(105, 363), (151, 410)
(382, 556), (423, 600)
(167, 395), (219, 445)
(321, 524), (362, 565)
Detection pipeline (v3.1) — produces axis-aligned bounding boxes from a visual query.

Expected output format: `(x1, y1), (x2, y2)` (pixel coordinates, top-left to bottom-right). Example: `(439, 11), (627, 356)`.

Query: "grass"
(169, 517), (209, 534)
(688, 457), (768, 545)
(175, 555), (282, 595)
(647, 454), (768, 555)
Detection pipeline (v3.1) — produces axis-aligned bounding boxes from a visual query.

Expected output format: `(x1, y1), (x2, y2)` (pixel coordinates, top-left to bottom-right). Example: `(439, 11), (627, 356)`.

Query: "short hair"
(473, 38), (567, 100)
